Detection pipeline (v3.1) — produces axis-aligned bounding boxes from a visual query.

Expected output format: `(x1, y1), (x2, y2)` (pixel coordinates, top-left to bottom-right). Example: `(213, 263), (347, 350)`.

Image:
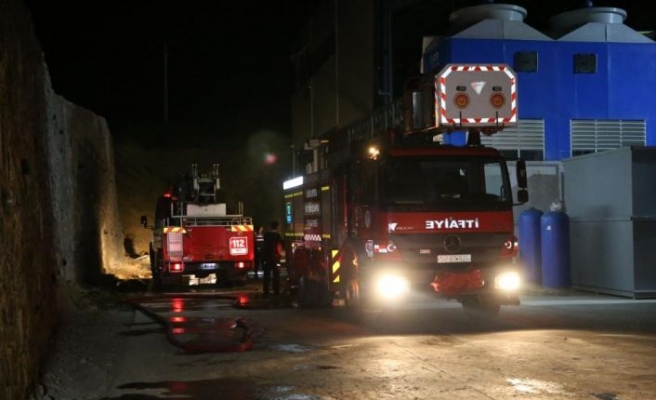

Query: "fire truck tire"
(216, 271), (232, 288)
(150, 250), (163, 292)
(149, 245), (155, 270)
(461, 298), (501, 316)
(344, 277), (385, 314)
(344, 278), (360, 308)
(151, 272), (163, 292)
(339, 247), (360, 307)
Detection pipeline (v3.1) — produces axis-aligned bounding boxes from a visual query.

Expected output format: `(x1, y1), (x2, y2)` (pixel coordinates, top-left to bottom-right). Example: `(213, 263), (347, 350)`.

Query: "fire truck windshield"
(381, 156), (512, 211)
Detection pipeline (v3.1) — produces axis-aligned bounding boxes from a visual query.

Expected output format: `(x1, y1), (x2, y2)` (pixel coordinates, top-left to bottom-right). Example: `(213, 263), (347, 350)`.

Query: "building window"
(571, 119), (646, 156)
(514, 52), (538, 73)
(481, 119), (545, 161)
(574, 53), (597, 74)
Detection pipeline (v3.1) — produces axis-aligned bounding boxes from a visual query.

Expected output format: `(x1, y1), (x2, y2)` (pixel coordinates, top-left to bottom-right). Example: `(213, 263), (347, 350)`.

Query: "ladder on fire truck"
(171, 163), (249, 225)
(190, 163), (221, 203)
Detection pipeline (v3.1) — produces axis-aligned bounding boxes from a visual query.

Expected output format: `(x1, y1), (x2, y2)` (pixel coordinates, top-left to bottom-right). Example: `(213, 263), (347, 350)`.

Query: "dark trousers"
(254, 252), (262, 276)
(262, 259), (280, 295)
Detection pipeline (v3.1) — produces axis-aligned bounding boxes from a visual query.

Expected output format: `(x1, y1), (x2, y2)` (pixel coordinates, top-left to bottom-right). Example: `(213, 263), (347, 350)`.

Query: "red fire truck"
(283, 64), (528, 314)
(141, 164), (254, 289)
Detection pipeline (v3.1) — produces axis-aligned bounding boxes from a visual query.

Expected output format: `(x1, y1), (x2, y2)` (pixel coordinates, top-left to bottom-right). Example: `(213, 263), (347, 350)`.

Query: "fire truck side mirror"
(516, 159), (528, 189)
(517, 188), (529, 204)
(140, 215), (148, 228)
(515, 159), (529, 204)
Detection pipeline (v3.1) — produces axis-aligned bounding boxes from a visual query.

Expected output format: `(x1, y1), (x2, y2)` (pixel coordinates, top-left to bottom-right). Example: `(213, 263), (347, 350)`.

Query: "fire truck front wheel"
(343, 278), (361, 308)
(339, 247), (360, 308)
(343, 274), (383, 312)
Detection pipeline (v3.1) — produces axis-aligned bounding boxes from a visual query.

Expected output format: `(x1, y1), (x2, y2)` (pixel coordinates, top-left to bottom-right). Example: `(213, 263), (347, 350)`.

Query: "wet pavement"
(122, 288), (294, 354)
(88, 281), (656, 399)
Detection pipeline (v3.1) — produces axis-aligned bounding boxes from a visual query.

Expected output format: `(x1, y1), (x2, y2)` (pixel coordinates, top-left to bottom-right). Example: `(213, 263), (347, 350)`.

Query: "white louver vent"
(571, 119), (645, 156)
(481, 119), (544, 160)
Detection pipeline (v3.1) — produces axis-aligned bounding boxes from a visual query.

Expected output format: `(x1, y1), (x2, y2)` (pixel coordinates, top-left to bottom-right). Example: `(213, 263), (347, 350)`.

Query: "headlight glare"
(376, 274), (410, 298)
(495, 271), (521, 291)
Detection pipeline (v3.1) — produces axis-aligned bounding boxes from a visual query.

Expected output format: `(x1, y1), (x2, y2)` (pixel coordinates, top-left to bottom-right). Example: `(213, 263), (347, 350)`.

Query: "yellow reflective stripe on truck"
(162, 227), (186, 234)
(231, 225), (254, 232)
(331, 249), (340, 284)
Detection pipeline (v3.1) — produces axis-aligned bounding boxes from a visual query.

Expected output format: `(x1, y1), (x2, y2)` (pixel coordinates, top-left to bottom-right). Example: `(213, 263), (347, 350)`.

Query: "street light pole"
(164, 42), (169, 124)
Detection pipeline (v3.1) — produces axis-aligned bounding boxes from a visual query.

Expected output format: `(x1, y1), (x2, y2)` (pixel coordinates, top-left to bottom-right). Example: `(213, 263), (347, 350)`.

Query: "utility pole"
(164, 43), (169, 124)
(380, 0), (393, 105)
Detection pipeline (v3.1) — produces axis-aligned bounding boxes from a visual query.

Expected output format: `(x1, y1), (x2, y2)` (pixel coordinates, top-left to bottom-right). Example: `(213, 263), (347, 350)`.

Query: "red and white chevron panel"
(436, 64), (517, 126)
(304, 234), (322, 242)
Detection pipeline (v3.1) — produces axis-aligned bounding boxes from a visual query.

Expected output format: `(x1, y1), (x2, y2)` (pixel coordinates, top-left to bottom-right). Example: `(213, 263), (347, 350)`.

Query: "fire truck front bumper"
(159, 261), (251, 286)
(360, 262), (521, 304)
(428, 264), (521, 305)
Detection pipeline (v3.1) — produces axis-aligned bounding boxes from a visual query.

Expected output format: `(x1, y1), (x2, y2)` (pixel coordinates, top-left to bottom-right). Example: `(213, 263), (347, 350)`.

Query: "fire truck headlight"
(376, 274), (410, 299)
(495, 271), (521, 291)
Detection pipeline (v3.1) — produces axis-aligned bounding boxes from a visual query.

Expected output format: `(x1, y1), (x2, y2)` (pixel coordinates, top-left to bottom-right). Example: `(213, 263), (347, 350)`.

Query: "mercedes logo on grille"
(443, 235), (461, 253)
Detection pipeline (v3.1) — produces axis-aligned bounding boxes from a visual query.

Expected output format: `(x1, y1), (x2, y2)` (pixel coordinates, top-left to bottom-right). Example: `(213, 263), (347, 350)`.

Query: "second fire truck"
(283, 64), (528, 314)
(142, 164), (254, 289)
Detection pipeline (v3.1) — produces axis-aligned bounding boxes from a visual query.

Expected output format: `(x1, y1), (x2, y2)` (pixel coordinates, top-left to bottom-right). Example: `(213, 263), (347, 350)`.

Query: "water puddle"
(270, 343), (313, 353)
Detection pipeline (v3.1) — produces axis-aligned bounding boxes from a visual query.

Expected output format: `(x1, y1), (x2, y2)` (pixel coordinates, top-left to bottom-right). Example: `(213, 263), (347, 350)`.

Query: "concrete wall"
(0, 0), (125, 398)
(0, 1), (57, 398)
(45, 83), (125, 284)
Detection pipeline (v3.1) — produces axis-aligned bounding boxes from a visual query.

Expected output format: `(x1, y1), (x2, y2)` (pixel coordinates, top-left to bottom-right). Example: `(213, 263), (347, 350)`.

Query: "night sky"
(24, 0), (656, 145)
(25, 0), (311, 144)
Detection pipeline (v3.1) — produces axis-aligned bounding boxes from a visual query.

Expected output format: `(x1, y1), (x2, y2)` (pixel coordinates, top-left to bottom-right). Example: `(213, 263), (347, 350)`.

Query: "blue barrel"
(519, 207), (543, 285)
(540, 211), (570, 288)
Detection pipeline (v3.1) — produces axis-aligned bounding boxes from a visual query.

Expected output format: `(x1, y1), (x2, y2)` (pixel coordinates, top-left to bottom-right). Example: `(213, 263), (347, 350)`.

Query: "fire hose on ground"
(122, 293), (256, 353)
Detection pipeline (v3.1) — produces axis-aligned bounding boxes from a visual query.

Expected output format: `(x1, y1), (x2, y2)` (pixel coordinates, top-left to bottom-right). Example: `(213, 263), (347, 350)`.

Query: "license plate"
(200, 263), (218, 270)
(437, 254), (471, 263)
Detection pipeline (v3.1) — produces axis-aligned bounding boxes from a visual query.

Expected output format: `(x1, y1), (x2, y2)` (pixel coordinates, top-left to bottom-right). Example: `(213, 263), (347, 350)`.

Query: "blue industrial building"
(422, 4), (656, 161)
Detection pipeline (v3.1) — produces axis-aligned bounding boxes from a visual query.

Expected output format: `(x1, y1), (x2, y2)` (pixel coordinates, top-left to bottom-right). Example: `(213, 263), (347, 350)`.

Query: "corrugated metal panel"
(571, 119), (645, 155)
(481, 119), (544, 153)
